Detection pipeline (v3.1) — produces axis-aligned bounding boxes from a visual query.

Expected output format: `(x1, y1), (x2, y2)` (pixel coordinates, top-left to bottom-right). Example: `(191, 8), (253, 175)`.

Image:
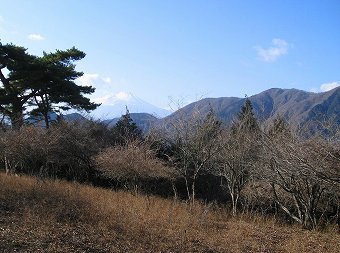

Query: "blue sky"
(1, 0), (339, 109)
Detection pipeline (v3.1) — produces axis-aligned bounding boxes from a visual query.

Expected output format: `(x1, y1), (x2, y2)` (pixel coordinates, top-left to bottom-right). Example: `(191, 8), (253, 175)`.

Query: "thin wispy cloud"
(77, 73), (117, 103)
(101, 77), (111, 83)
(255, 38), (289, 62)
(77, 73), (99, 86)
(27, 34), (45, 41)
(92, 91), (131, 105)
(92, 95), (111, 104)
(320, 81), (339, 92)
(77, 73), (113, 87)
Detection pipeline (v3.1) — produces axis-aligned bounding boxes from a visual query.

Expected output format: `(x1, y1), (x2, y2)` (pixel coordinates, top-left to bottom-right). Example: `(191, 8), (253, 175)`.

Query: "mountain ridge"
(57, 87), (339, 132)
(160, 87), (339, 128)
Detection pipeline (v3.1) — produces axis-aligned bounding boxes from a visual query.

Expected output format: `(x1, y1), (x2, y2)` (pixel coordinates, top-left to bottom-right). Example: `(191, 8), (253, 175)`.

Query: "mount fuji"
(90, 92), (171, 120)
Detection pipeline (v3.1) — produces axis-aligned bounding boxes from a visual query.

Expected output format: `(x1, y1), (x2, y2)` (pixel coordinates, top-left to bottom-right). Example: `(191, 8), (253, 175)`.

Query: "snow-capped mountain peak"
(90, 92), (170, 120)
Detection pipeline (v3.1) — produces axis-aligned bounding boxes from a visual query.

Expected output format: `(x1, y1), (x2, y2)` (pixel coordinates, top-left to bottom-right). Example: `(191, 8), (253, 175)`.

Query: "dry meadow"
(0, 173), (339, 253)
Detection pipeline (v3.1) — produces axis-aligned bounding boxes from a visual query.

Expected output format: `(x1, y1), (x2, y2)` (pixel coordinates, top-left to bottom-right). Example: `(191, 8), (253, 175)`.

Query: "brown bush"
(95, 141), (177, 189)
(1, 122), (99, 180)
(1, 126), (49, 174)
(259, 117), (340, 229)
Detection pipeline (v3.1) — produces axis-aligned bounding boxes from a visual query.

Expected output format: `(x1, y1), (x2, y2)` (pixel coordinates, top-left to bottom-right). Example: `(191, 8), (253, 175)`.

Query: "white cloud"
(77, 73), (100, 86)
(27, 34), (45, 41)
(78, 73), (114, 87)
(77, 73), (120, 105)
(256, 38), (289, 62)
(101, 77), (111, 83)
(92, 92), (132, 105)
(91, 95), (112, 104)
(320, 82), (340, 92)
(77, 73), (115, 91)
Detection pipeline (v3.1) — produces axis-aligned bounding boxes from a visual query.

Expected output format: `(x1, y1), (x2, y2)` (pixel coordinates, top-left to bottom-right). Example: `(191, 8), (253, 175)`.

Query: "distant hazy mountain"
(40, 87), (338, 133)
(26, 112), (59, 127)
(61, 113), (87, 122)
(90, 92), (170, 120)
(26, 112), (88, 127)
(103, 113), (158, 133)
(161, 87), (340, 128)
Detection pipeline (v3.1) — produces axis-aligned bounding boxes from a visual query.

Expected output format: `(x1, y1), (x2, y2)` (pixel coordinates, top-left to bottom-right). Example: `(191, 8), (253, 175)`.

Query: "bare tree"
(261, 117), (340, 229)
(168, 109), (222, 205)
(214, 128), (259, 215)
(213, 99), (261, 215)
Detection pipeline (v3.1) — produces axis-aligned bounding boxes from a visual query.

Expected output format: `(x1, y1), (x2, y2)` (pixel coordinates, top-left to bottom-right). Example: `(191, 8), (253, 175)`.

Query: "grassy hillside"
(0, 173), (339, 253)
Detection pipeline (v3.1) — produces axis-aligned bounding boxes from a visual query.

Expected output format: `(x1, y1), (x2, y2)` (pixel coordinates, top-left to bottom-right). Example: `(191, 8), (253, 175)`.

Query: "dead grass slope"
(0, 173), (339, 253)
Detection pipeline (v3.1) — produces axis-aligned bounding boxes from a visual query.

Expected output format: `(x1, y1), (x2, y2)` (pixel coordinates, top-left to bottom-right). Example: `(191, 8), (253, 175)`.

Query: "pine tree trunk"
(43, 112), (50, 129)
(10, 111), (24, 130)
(41, 94), (50, 129)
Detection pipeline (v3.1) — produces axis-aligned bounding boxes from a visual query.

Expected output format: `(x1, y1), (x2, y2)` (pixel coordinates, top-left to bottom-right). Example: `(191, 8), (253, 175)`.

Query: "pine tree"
(0, 43), (37, 129)
(113, 107), (143, 145)
(28, 47), (99, 128)
(0, 42), (99, 129)
(235, 98), (259, 132)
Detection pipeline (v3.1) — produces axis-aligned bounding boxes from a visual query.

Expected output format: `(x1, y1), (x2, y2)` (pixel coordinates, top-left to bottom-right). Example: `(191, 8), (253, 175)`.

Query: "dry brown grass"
(0, 172), (339, 253)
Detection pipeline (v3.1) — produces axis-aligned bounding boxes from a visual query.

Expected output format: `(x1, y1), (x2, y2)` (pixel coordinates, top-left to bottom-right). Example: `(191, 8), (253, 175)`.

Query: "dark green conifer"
(0, 42), (99, 129)
(113, 107), (143, 145)
(232, 98), (259, 133)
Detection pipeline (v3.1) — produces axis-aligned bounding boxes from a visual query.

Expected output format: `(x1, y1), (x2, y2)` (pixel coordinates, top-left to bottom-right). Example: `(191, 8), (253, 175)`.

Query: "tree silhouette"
(113, 107), (143, 145)
(0, 43), (36, 129)
(235, 98), (259, 132)
(0, 41), (98, 129)
(28, 47), (99, 128)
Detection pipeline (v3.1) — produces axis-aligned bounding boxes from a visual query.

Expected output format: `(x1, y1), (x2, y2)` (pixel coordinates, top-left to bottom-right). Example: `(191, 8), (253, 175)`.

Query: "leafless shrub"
(164, 109), (222, 204)
(260, 116), (340, 229)
(1, 127), (49, 175)
(210, 98), (262, 215)
(95, 141), (178, 191)
(240, 181), (276, 215)
(46, 121), (99, 180)
(213, 127), (261, 215)
(1, 122), (100, 180)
